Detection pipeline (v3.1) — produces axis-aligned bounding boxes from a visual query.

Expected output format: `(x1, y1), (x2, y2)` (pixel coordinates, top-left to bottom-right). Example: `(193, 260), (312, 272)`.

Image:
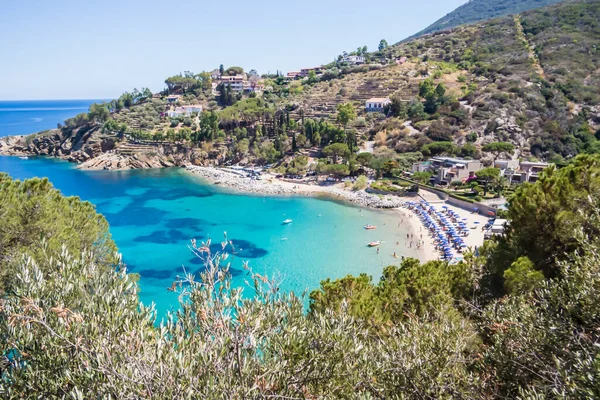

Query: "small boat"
(368, 241), (381, 247)
(282, 219), (292, 224)
(364, 225), (377, 230)
(19, 156), (28, 160)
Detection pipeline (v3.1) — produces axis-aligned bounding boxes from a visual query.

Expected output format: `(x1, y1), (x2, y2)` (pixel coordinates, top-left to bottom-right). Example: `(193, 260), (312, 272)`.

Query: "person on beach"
(377, 247), (380, 254)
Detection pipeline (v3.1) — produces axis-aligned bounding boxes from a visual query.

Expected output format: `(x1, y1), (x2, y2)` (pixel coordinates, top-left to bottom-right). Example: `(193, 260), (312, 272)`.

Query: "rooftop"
(366, 97), (390, 103)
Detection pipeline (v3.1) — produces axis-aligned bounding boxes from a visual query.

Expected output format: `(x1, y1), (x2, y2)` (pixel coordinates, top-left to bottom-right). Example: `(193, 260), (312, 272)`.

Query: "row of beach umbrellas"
(406, 201), (470, 261)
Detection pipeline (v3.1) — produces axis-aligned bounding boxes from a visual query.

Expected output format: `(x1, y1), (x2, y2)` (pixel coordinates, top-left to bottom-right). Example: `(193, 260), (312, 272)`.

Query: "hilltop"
(404, 0), (566, 41)
(1, 0), (599, 175)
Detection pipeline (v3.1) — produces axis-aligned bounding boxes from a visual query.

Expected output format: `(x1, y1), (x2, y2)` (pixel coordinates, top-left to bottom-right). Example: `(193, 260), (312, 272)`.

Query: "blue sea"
(0, 100), (102, 137)
(0, 101), (416, 318)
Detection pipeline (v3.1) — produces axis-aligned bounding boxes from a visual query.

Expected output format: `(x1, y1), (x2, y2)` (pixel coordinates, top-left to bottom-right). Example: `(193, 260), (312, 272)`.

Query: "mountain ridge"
(403, 0), (567, 41)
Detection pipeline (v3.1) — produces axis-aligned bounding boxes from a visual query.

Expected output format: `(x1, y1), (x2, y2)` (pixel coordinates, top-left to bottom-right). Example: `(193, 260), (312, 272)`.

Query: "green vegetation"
(406, 0), (564, 40)
(3, 155), (600, 396)
(22, 1), (599, 177)
(0, 174), (117, 295)
(482, 141), (515, 161)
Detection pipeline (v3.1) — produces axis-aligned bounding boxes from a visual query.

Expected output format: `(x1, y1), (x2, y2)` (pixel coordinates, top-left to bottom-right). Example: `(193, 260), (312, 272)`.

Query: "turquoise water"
(1, 156), (418, 318)
(0, 100), (103, 137)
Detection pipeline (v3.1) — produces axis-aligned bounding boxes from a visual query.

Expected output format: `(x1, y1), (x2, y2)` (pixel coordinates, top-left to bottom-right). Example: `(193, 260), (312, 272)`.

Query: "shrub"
(353, 175), (368, 191)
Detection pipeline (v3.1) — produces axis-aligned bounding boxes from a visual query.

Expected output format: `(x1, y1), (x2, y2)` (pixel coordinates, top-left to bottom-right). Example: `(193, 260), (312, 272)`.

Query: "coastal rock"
(78, 152), (177, 170)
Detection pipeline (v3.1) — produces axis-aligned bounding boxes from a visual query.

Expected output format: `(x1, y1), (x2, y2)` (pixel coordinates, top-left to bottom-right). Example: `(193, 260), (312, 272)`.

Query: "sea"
(0, 100), (101, 137)
(0, 100), (416, 319)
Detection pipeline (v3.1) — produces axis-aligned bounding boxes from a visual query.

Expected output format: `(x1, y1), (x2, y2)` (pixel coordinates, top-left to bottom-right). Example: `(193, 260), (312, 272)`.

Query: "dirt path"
(514, 15), (546, 79)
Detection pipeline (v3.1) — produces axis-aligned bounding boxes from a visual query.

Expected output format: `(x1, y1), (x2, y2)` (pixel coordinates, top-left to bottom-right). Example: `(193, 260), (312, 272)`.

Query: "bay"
(0, 156), (417, 318)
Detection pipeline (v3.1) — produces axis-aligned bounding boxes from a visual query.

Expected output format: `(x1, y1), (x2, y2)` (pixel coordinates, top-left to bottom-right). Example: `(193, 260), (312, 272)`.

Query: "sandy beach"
(186, 165), (489, 263)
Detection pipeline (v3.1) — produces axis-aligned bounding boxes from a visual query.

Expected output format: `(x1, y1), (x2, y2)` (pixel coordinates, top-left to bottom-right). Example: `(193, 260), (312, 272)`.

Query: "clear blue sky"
(0, 0), (466, 100)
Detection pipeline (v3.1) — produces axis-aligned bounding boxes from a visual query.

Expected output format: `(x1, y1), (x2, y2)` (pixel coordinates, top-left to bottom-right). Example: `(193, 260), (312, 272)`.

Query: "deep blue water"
(0, 100), (103, 137)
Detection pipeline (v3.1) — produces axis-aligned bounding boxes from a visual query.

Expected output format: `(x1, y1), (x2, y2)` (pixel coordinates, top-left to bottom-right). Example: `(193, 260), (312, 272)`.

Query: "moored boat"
(19, 156), (29, 160)
(282, 219), (292, 224)
(364, 225), (377, 230)
(368, 241), (381, 247)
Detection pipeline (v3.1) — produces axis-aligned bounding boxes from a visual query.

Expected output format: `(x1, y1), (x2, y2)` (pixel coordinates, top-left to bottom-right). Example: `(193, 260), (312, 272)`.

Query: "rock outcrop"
(0, 125), (200, 171)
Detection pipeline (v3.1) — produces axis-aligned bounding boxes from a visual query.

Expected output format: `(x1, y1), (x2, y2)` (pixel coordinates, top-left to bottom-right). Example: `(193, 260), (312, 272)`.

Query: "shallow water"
(0, 156), (419, 318)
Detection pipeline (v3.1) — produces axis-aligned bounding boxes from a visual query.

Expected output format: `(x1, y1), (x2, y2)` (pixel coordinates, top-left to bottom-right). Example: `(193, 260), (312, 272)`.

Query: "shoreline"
(185, 166), (489, 263)
(185, 165), (445, 262)
(185, 165), (407, 209)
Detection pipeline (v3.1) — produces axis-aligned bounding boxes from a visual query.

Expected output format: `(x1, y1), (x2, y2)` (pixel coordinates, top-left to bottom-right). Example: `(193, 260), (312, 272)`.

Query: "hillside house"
(287, 71), (301, 79)
(243, 82), (264, 94)
(427, 157), (483, 185)
(365, 97), (391, 112)
(299, 66), (323, 77)
(495, 160), (551, 184)
(167, 104), (202, 118)
(220, 75), (245, 92)
(166, 95), (182, 104)
(341, 55), (365, 64)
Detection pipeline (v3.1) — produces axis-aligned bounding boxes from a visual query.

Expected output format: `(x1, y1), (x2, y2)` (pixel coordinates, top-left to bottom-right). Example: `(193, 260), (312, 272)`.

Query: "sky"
(0, 0), (466, 100)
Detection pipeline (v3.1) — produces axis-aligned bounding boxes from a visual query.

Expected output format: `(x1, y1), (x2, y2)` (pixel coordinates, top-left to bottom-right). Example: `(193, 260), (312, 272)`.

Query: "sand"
(186, 166), (489, 263)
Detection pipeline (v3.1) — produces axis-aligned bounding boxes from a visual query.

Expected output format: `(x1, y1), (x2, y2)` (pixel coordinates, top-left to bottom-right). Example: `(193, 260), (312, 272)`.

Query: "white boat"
(364, 225), (377, 230)
(368, 241), (381, 247)
(19, 156), (29, 160)
(282, 219), (292, 224)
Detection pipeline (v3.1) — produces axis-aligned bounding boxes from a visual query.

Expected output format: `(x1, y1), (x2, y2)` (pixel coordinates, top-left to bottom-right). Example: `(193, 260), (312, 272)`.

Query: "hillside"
(290, 0), (600, 163)
(405, 0), (566, 41)
(1, 0), (599, 174)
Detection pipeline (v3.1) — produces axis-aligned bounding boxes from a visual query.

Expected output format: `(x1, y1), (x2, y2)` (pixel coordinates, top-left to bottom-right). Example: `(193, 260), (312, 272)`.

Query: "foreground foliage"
(2, 155), (600, 398)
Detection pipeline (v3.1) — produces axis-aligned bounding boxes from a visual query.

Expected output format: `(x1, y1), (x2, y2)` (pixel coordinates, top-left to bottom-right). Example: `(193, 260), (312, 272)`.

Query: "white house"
(342, 55), (365, 64)
(220, 75), (245, 92)
(167, 104), (203, 118)
(365, 97), (391, 112)
(182, 105), (203, 114)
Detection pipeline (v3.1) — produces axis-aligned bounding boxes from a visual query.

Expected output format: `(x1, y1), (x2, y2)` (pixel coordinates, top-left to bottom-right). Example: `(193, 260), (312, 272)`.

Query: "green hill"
(3, 0), (599, 171)
(404, 0), (566, 41)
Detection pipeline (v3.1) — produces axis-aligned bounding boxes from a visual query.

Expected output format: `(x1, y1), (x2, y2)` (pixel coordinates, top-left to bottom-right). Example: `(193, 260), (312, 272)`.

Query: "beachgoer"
(377, 247), (380, 254)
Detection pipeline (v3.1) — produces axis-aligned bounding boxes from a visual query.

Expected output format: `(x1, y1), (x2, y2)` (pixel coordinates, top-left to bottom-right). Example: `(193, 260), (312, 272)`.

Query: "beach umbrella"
(474, 221), (480, 225)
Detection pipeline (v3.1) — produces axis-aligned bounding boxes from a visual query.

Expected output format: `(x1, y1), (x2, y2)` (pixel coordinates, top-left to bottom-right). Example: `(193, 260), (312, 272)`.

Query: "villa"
(299, 66), (324, 77)
(167, 104), (203, 118)
(495, 160), (551, 184)
(365, 98), (391, 112)
(220, 75), (245, 92)
(413, 157), (483, 185)
(287, 71), (301, 79)
(341, 55), (365, 65)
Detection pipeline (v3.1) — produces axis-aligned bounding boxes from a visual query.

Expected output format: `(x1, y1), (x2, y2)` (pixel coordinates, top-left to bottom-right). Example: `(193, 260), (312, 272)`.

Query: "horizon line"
(0, 98), (113, 102)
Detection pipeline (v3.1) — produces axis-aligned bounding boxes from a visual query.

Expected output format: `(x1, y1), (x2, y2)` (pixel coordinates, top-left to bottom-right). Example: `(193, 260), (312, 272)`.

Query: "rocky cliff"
(0, 125), (210, 170)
